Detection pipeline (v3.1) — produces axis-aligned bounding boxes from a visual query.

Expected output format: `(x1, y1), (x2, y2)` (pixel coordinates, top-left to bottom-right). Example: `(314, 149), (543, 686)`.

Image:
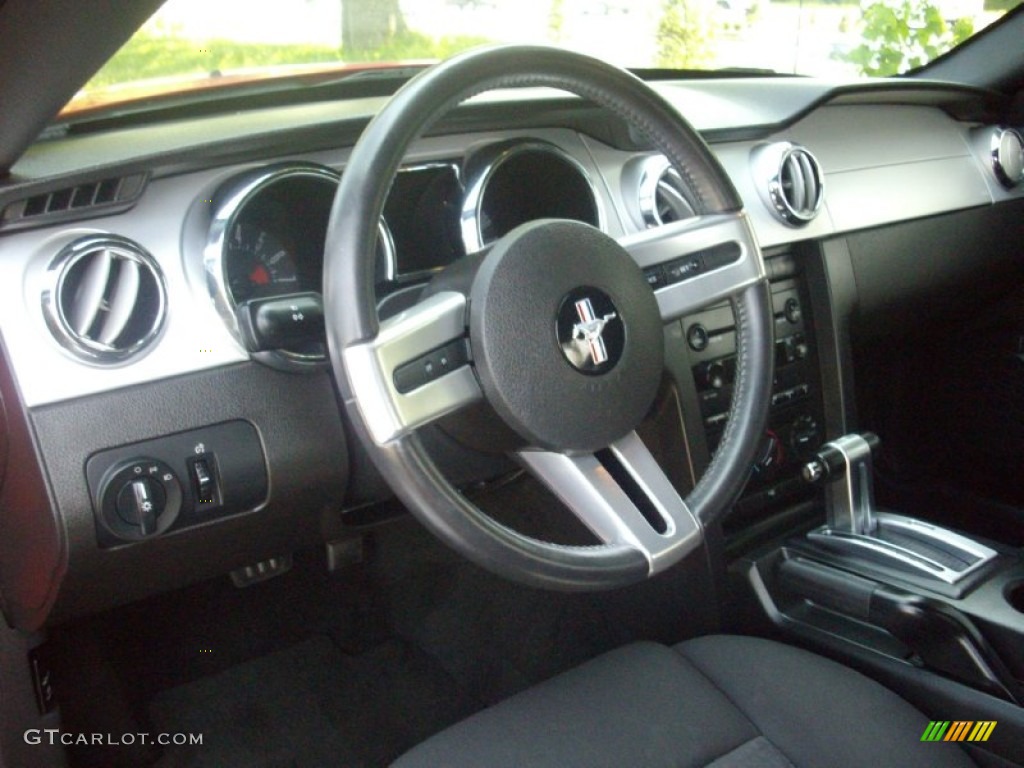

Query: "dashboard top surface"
(4, 77), (1001, 186)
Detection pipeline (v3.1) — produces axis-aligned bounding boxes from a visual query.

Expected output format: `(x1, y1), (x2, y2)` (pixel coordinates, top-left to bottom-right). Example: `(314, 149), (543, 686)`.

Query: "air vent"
(991, 128), (1024, 189)
(42, 236), (166, 364)
(623, 155), (697, 231)
(753, 143), (824, 226)
(637, 156), (697, 228)
(2, 174), (146, 231)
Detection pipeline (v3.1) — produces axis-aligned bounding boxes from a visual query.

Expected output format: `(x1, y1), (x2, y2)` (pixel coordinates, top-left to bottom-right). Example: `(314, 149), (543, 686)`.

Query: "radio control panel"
(676, 260), (825, 528)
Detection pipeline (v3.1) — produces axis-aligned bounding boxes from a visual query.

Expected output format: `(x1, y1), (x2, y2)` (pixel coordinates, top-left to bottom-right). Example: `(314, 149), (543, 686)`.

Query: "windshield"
(64, 0), (1023, 117)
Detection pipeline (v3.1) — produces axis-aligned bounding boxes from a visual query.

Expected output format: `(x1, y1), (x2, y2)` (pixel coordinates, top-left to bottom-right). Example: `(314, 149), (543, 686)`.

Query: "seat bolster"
(676, 635), (976, 768)
(392, 641), (758, 768)
(393, 636), (979, 768)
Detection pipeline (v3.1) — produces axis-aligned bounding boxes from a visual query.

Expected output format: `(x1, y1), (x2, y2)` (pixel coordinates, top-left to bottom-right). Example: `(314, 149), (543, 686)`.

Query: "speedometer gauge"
(225, 222), (299, 303)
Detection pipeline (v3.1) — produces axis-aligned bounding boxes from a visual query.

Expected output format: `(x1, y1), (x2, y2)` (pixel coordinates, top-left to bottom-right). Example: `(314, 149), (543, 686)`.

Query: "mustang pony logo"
(569, 298), (617, 366)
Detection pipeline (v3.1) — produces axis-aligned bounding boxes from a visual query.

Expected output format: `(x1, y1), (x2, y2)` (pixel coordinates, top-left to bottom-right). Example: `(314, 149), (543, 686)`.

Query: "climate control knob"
(753, 430), (785, 480)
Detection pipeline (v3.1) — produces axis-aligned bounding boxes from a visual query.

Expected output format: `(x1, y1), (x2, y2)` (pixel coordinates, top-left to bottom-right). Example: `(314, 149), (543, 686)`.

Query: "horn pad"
(468, 220), (664, 452)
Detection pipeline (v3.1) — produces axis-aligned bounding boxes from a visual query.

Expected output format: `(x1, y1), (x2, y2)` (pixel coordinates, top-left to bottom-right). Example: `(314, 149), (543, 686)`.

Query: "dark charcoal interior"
(50, 500), (716, 768)
(2, 2), (1024, 766)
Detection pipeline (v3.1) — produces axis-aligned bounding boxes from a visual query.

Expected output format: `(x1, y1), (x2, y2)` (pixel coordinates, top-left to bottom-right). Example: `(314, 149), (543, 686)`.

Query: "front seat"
(392, 635), (975, 768)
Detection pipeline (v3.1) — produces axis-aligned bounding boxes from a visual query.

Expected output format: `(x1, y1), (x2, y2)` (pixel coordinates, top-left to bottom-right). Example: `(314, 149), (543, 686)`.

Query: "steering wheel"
(324, 46), (773, 591)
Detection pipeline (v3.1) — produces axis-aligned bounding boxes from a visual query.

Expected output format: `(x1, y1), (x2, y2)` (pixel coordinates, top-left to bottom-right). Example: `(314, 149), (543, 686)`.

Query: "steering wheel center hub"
(468, 219), (663, 452)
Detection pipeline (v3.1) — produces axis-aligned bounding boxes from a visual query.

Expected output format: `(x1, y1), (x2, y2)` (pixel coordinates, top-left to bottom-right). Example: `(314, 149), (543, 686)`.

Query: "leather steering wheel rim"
(324, 45), (773, 591)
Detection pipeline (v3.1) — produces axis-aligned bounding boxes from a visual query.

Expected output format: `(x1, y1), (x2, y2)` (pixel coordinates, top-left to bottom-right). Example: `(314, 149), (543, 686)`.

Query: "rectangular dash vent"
(2, 173), (147, 231)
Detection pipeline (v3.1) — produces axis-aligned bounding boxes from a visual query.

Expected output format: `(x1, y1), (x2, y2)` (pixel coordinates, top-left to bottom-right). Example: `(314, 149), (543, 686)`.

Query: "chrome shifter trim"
(808, 513), (998, 585)
(823, 433), (875, 536)
(809, 433), (999, 585)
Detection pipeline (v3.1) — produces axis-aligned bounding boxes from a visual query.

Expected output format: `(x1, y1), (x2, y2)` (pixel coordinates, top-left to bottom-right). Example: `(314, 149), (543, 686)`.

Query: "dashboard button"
(784, 297), (802, 324)
(643, 266), (666, 288)
(686, 324), (709, 352)
(393, 339), (470, 394)
(189, 456), (220, 507)
(702, 242), (742, 270)
(666, 255), (704, 283)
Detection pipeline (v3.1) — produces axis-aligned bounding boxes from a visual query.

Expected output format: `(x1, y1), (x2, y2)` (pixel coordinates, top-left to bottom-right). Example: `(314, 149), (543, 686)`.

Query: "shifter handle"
(803, 432), (880, 485)
(802, 432), (881, 536)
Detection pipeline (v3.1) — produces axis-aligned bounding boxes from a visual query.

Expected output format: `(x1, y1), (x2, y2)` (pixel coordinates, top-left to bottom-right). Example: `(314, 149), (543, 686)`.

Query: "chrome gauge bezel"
(204, 162), (394, 370)
(460, 139), (605, 254)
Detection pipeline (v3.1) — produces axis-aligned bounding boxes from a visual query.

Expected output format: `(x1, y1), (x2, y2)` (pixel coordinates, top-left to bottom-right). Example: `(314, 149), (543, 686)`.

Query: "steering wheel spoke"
(619, 212), (766, 321)
(342, 291), (482, 445)
(518, 431), (703, 575)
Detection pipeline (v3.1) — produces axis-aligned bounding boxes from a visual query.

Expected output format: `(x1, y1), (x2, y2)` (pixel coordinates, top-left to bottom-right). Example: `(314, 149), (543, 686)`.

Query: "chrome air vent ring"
(625, 154), (697, 229)
(42, 235), (167, 365)
(991, 128), (1024, 188)
(753, 142), (824, 226)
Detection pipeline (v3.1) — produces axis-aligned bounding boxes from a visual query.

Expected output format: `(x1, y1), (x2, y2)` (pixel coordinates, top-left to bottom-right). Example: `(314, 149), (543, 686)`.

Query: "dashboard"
(1, 77), (1024, 629)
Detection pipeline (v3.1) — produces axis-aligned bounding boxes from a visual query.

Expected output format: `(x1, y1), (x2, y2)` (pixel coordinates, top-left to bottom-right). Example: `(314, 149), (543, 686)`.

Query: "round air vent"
(753, 142), (824, 226)
(634, 156), (697, 228)
(991, 128), (1024, 188)
(42, 235), (166, 364)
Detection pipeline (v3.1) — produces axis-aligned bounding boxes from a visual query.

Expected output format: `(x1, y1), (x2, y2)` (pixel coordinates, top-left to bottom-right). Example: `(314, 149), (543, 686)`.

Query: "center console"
(669, 250), (826, 535)
(732, 431), (1024, 752)
(802, 432), (1000, 587)
(668, 245), (1024, 759)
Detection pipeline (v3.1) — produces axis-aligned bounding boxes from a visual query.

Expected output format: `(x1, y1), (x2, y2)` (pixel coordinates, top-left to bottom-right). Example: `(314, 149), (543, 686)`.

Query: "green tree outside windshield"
(842, 0), (974, 76)
(81, 0), (1023, 96)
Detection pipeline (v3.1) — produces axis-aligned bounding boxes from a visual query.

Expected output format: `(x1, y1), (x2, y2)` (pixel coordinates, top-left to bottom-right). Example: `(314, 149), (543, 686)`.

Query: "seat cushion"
(391, 635), (976, 768)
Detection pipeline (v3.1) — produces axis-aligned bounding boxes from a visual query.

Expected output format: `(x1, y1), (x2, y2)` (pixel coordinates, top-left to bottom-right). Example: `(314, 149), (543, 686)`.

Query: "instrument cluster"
(204, 140), (601, 368)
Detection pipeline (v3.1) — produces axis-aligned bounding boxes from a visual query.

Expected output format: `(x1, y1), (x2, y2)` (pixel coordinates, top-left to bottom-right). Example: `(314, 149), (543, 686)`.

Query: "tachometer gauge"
(225, 222), (300, 303)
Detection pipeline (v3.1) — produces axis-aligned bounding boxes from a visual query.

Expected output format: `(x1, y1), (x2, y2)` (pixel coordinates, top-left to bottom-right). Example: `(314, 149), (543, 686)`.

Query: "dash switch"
(189, 455), (220, 507)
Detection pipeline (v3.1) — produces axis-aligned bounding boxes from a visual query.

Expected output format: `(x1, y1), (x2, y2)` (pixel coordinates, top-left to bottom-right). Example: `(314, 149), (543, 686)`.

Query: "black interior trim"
(0, 0), (164, 175)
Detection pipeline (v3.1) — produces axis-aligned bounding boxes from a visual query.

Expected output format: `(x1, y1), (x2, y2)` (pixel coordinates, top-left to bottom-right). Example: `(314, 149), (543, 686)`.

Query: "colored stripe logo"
(921, 721), (997, 742)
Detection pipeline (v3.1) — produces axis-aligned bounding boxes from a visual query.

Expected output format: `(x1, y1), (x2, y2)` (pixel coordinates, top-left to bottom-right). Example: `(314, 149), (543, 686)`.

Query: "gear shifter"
(802, 433), (998, 584)
(802, 432), (880, 536)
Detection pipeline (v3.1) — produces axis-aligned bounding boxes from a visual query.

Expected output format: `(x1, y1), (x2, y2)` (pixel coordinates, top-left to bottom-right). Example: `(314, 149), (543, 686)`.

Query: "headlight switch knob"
(97, 458), (183, 541)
